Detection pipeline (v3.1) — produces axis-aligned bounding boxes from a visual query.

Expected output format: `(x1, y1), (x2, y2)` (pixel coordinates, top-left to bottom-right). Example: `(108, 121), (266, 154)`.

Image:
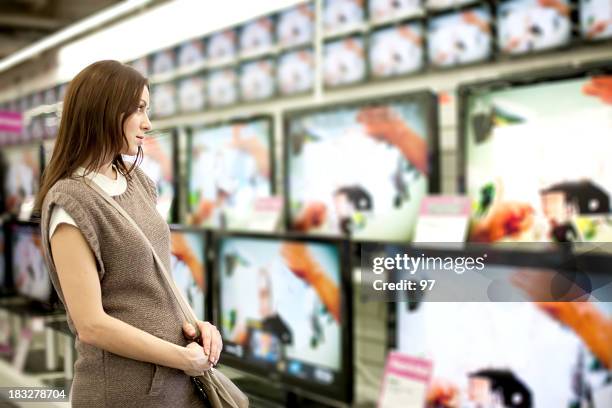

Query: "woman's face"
(122, 86), (151, 156)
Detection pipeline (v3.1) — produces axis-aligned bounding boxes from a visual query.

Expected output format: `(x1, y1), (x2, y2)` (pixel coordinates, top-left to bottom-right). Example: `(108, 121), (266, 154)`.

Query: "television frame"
(212, 230), (354, 405)
(185, 115), (276, 232)
(283, 90), (441, 245)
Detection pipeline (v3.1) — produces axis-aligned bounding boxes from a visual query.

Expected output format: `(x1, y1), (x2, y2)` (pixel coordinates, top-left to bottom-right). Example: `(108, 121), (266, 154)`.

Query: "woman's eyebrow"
(140, 99), (148, 106)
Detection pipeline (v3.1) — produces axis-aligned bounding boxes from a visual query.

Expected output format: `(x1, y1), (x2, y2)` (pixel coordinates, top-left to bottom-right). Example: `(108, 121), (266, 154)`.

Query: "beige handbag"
(83, 179), (249, 408)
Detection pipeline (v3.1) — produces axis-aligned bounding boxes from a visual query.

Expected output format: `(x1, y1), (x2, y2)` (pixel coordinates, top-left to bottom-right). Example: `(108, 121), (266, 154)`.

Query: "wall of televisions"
(0, 0), (611, 406)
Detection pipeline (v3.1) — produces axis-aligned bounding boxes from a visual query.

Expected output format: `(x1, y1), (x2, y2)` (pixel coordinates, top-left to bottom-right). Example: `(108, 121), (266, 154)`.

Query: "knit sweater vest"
(40, 167), (201, 408)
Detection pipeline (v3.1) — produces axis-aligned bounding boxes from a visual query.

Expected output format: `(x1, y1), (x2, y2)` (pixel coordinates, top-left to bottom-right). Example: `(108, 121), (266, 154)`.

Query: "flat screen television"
(285, 91), (439, 242)
(239, 16), (276, 58)
(125, 129), (178, 223)
(186, 117), (275, 231)
(150, 82), (177, 118)
(2, 143), (41, 216)
(389, 246), (612, 407)
(497, 0), (572, 55)
(129, 56), (149, 77)
(176, 38), (206, 68)
(215, 233), (353, 404)
(368, 23), (425, 79)
(427, 6), (492, 67)
(459, 63), (612, 243)
(207, 68), (238, 108)
(369, 0), (423, 24)
(277, 48), (315, 95)
(323, 0), (366, 35)
(239, 58), (276, 102)
(151, 49), (176, 76)
(323, 36), (366, 87)
(277, 2), (315, 49)
(579, 0), (612, 41)
(177, 75), (206, 113)
(10, 222), (53, 306)
(169, 226), (208, 321)
(207, 29), (237, 66)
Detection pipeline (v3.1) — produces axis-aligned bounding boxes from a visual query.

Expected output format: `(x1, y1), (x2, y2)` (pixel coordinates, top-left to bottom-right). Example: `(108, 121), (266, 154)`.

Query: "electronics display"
(217, 234), (352, 403)
(43, 88), (56, 105)
(30, 92), (43, 109)
(2, 144), (41, 215)
(207, 30), (237, 65)
(497, 0), (572, 55)
(277, 48), (315, 95)
(177, 75), (206, 113)
(369, 23), (424, 78)
(428, 7), (492, 67)
(187, 118), (274, 231)
(239, 59), (276, 102)
(285, 92), (438, 241)
(462, 67), (612, 243)
(177, 39), (206, 67)
(240, 17), (275, 58)
(130, 57), (149, 77)
(580, 0), (612, 41)
(11, 223), (52, 304)
(150, 82), (177, 118)
(323, 0), (366, 35)
(369, 0), (423, 24)
(207, 69), (238, 107)
(277, 3), (315, 49)
(28, 116), (45, 141)
(126, 130), (177, 222)
(151, 49), (176, 75)
(169, 227), (207, 321)
(395, 288), (612, 407)
(57, 83), (68, 103)
(425, 0), (478, 10)
(323, 37), (366, 87)
(42, 113), (59, 139)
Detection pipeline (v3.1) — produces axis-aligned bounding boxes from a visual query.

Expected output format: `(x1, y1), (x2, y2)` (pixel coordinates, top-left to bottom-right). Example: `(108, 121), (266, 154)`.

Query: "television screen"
(42, 112), (59, 140)
(2, 144), (41, 215)
(129, 57), (149, 77)
(169, 227), (207, 321)
(151, 49), (176, 75)
(150, 82), (177, 118)
(207, 30), (237, 65)
(580, 0), (612, 41)
(43, 88), (56, 106)
(125, 130), (177, 222)
(177, 39), (206, 68)
(369, 24), (424, 79)
(425, 0), (478, 10)
(217, 234), (352, 403)
(240, 17), (275, 58)
(462, 68), (612, 243)
(28, 116), (45, 141)
(497, 0), (572, 55)
(285, 92), (438, 241)
(395, 299), (612, 407)
(30, 92), (43, 110)
(239, 59), (276, 102)
(187, 118), (274, 231)
(177, 75), (206, 113)
(323, 0), (366, 35)
(369, 0), (423, 24)
(428, 7), (492, 67)
(277, 48), (315, 95)
(277, 3), (315, 49)
(11, 223), (52, 304)
(57, 83), (68, 103)
(323, 37), (366, 87)
(207, 69), (238, 107)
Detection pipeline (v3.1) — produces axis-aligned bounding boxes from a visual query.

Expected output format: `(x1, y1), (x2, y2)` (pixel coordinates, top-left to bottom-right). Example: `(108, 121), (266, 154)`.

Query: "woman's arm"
(50, 223), (212, 375)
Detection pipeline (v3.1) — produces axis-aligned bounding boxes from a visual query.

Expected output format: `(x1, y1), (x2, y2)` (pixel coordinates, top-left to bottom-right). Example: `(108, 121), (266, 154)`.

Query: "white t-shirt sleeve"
(49, 206), (79, 239)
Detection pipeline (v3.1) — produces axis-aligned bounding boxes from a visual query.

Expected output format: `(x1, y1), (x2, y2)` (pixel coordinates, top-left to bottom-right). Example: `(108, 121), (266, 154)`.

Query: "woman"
(33, 60), (221, 407)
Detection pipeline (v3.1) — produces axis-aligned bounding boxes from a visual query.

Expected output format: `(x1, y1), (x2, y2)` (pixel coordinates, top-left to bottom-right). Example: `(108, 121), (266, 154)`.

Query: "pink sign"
(0, 111), (23, 134)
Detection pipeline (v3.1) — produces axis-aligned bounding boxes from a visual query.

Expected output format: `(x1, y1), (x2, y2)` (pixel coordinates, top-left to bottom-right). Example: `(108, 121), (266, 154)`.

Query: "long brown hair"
(34, 60), (148, 215)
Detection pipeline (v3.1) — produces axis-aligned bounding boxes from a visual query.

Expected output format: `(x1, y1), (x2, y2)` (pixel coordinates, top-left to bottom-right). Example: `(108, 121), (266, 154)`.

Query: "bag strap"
(81, 179), (202, 339)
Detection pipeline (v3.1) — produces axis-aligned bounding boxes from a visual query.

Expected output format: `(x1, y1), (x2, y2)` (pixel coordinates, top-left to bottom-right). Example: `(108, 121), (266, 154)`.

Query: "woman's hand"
(183, 342), (212, 376)
(183, 320), (223, 366)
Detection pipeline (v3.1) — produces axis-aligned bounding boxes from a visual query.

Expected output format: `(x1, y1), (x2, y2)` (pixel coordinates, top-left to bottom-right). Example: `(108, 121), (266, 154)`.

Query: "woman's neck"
(98, 162), (117, 180)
